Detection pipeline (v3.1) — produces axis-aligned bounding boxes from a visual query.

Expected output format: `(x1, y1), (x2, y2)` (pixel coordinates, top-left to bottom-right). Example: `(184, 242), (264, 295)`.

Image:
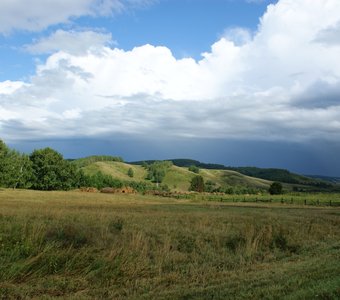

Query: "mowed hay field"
(1, 190), (340, 299)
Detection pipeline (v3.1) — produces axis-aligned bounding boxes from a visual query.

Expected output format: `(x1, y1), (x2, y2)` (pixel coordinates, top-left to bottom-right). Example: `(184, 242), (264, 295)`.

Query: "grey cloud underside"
(292, 80), (340, 109)
(2, 92), (340, 142)
(25, 30), (114, 55)
(314, 22), (340, 46)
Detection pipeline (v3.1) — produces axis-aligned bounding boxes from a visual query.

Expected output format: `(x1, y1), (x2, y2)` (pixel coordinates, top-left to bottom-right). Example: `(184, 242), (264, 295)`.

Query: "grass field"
(185, 192), (340, 207)
(1, 189), (340, 299)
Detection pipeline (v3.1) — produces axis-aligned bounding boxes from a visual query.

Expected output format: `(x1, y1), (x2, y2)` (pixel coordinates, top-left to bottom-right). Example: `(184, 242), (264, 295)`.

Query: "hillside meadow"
(81, 161), (273, 192)
(1, 189), (340, 299)
(80, 160), (339, 193)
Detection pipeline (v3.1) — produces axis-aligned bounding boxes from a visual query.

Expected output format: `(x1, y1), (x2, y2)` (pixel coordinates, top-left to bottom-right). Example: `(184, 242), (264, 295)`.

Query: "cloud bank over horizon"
(1, 0), (340, 144)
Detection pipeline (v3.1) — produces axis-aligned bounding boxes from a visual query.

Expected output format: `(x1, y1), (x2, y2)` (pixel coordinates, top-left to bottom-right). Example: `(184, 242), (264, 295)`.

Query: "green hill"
(72, 155), (123, 168)
(79, 160), (272, 192)
(81, 161), (146, 182)
(131, 159), (332, 188)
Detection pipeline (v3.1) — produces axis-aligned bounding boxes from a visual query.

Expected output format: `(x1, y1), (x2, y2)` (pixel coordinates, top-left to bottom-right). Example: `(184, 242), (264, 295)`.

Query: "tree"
(127, 168), (134, 178)
(269, 182), (283, 195)
(146, 161), (172, 187)
(189, 175), (205, 193)
(188, 165), (199, 174)
(0, 140), (33, 188)
(0, 140), (10, 187)
(29, 147), (77, 190)
(5, 152), (33, 189)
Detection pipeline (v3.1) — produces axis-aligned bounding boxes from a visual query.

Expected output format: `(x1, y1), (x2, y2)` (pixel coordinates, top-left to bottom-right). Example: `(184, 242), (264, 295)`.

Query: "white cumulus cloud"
(1, 0), (340, 142)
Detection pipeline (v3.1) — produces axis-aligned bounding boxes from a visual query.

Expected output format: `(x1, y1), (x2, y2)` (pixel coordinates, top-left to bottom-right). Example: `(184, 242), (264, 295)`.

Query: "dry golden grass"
(0, 189), (339, 299)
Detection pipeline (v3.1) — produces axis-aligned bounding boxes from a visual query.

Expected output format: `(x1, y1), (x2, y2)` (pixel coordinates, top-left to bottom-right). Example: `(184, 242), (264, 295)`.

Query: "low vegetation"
(0, 189), (339, 299)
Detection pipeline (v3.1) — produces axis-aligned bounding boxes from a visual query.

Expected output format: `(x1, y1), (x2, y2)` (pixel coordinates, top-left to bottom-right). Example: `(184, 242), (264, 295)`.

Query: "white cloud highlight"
(1, 0), (340, 142)
(0, 81), (27, 95)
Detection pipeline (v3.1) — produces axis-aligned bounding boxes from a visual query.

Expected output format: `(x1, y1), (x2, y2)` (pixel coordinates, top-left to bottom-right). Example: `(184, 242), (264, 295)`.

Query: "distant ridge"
(130, 159), (227, 170)
(130, 158), (332, 188)
(306, 175), (340, 184)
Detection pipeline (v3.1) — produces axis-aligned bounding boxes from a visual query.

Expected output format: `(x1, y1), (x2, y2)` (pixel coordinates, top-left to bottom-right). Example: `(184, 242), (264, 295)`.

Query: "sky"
(1, 0), (340, 176)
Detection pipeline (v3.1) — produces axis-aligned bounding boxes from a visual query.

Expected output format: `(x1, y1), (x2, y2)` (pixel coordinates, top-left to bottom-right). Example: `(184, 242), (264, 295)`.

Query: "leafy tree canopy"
(0, 140), (33, 188)
(30, 147), (78, 191)
(189, 175), (205, 193)
(269, 182), (283, 195)
(146, 161), (172, 185)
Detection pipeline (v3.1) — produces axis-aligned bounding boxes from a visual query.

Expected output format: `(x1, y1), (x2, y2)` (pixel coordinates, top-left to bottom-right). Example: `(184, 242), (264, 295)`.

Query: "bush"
(188, 165), (199, 174)
(127, 168), (134, 178)
(82, 172), (123, 190)
(269, 182), (283, 195)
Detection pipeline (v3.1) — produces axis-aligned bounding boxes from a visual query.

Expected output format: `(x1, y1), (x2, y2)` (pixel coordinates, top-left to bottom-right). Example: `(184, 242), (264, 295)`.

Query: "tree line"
(0, 140), (170, 192)
(1, 140), (284, 195)
(0, 140), (82, 190)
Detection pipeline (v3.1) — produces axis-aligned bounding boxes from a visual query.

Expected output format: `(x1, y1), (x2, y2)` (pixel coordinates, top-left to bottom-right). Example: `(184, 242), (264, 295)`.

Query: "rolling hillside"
(79, 160), (272, 192)
(73, 156), (339, 192)
(133, 159), (330, 185)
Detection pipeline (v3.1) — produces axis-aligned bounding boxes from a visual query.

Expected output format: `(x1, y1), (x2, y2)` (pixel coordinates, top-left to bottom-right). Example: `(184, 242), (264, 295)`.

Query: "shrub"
(269, 182), (283, 195)
(188, 165), (199, 174)
(127, 168), (134, 178)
